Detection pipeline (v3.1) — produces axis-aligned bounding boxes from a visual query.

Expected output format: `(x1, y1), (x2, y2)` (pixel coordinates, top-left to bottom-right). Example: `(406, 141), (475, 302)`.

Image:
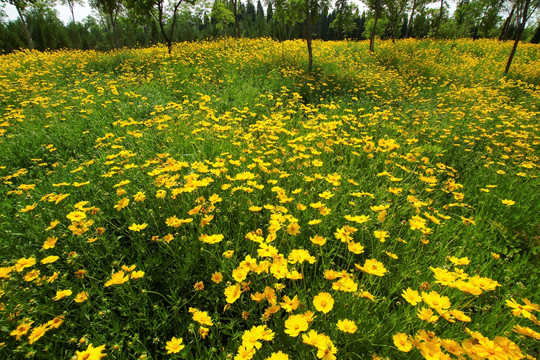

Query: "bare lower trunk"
(15, 4), (34, 50)
(306, 0), (313, 72)
(406, 0), (417, 38)
(435, 0), (444, 38)
(504, 0), (530, 74)
(233, 0), (241, 37)
(499, 5), (515, 41)
(369, 0), (381, 52)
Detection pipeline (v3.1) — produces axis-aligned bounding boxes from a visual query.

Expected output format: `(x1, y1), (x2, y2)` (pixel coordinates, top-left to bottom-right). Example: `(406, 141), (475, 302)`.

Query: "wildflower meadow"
(0, 38), (539, 360)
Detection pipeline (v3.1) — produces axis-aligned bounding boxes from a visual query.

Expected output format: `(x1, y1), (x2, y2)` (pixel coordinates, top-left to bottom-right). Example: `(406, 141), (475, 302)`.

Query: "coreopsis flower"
(373, 230), (389, 242)
(15, 257), (36, 272)
(447, 256), (470, 266)
(74, 291), (89, 303)
(284, 314), (309, 337)
(417, 308), (439, 323)
(46, 316), (65, 329)
(501, 199), (515, 206)
(211, 272), (223, 283)
(310, 235), (326, 246)
(336, 319), (357, 333)
(41, 256), (59, 264)
(192, 309), (213, 326)
(128, 223), (147, 232)
(105, 271), (129, 287)
(280, 295), (300, 312)
(355, 259), (387, 277)
(28, 324), (49, 344)
(266, 351), (289, 360)
(165, 337), (185, 354)
(402, 288), (422, 306)
(130, 270), (144, 279)
(313, 292), (334, 314)
(43, 236), (58, 249)
(200, 234), (224, 244)
(422, 291), (451, 311)
(53, 289), (72, 301)
(114, 197), (129, 211)
(225, 283), (242, 304)
(393, 333), (413, 352)
(10, 321), (34, 340)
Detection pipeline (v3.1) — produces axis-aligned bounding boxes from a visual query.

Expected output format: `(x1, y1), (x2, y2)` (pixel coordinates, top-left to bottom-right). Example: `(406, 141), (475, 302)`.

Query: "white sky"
(2, 0), (454, 25)
(3, 2), (94, 24)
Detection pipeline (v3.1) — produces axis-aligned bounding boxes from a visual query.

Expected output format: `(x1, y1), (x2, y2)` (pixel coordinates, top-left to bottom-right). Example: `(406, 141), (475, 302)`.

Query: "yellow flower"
(401, 288), (422, 306)
(41, 256), (59, 264)
(313, 292), (334, 314)
(284, 314), (309, 337)
(501, 199), (515, 206)
(336, 319), (357, 333)
(76, 343), (107, 359)
(130, 270), (145, 279)
(393, 333), (413, 352)
(105, 271), (129, 287)
(225, 283), (242, 304)
(211, 271), (223, 283)
(355, 259), (387, 277)
(128, 223), (148, 232)
(15, 257), (36, 272)
(28, 324), (48, 344)
(20, 203), (37, 213)
(310, 235), (326, 246)
(165, 337), (185, 354)
(10, 321), (33, 340)
(200, 234), (224, 244)
(266, 351), (289, 360)
(74, 291), (89, 303)
(53, 289), (72, 301)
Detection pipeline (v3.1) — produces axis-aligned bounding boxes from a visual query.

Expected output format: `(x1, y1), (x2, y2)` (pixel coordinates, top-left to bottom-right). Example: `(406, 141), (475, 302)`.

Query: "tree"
(385, 0), (408, 42)
(362, 0), (383, 51)
(330, 0), (358, 39)
(211, 0), (233, 35)
(504, 0), (539, 73)
(90, 0), (122, 48)
(1, 0), (37, 49)
(60, 0), (84, 23)
(124, 0), (195, 54)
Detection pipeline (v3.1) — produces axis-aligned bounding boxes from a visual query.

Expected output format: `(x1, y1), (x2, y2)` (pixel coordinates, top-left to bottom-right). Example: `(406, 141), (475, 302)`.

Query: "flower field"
(0, 38), (539, 360)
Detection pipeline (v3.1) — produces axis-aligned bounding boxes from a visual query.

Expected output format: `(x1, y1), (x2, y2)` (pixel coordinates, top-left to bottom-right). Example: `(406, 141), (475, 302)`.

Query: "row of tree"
(1, 0), (539, 71)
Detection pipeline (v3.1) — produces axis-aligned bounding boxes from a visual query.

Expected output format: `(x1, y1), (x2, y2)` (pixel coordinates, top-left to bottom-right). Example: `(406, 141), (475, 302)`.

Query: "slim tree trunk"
(499, 4), (515, 41)
(435, 0), (444, 38)
(15, 4), (34, 50)
(109, 11), (118, 49)
(68, 0), (76, 23)
(305, 0), (313, 72)
(504, 0), (530, 74)
(370, 0), (381, 52)
(406, 0), (417, 38)
(233, 0), (241, 37)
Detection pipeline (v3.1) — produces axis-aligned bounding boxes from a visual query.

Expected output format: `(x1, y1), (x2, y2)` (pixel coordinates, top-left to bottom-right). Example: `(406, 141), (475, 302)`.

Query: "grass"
(0, 38), (539, 360)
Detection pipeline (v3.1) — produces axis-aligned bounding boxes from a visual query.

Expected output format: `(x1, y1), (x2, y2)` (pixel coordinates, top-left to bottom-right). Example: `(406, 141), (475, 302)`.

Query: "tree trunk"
(233, 0), (241, 37)
(406, 0), (417, 38)
(370, 0), (381, 52)
(68, 0), (76, 23)
(15, 4), (34, 50)
(435, 0), (444, 38)
(305, 0), (313, 72)
(499, 4), (515, 41)
(109, 10), (118, 49)
(504, 0), (530, 74)
(157, 2), (172, 54)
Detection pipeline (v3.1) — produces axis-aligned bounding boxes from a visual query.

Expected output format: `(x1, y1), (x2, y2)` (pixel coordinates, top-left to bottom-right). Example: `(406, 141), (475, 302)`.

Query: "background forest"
(0, 0), (539, 54)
